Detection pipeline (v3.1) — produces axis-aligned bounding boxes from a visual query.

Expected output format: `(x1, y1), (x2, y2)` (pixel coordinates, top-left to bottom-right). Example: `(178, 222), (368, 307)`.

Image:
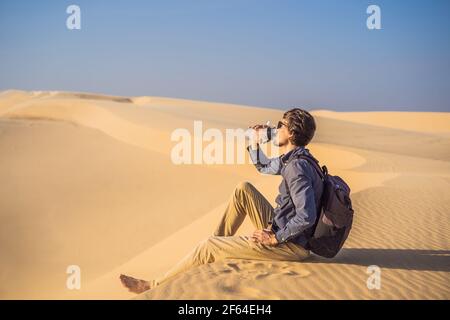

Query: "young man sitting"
(120, 108), (323, 294)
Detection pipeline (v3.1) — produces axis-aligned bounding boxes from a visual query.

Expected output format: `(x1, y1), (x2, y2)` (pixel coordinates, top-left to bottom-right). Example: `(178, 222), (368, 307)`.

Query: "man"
(120, 108), (323, 294)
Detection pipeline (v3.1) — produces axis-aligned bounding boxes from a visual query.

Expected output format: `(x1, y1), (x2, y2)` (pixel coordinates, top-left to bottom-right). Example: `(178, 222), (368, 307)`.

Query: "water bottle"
(245, 121), (277, 144)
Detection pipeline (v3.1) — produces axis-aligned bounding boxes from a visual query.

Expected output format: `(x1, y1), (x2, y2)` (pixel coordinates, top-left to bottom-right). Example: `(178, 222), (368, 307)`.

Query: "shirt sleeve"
(246, 144), (282, 175)
(274, 160), (317, 243)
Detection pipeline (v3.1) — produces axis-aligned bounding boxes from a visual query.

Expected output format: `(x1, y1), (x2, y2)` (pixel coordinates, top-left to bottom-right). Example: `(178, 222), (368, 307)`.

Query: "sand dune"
(0, 90), (448, 299)
(137, 150), (450, 300)
(312, 110), (450, 136)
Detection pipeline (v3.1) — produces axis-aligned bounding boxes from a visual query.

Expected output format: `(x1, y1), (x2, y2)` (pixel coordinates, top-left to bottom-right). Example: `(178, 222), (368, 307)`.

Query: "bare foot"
(120, 274), (152, 294)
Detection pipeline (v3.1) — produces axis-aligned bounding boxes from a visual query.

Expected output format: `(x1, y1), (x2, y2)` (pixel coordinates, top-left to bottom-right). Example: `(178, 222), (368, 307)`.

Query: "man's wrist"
(274, 229), (286, 244)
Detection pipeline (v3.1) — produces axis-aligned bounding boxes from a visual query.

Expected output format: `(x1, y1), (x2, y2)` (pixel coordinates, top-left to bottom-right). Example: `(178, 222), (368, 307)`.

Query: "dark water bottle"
(245, 121), (277, 144)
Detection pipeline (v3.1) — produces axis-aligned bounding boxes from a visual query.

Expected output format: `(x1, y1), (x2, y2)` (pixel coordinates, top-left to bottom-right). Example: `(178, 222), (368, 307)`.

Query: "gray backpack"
(295, 154), (354, 258)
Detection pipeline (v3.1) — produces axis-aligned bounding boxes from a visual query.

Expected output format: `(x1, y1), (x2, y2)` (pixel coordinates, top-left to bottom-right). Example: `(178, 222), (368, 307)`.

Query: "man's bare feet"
(119, 274), (152, 294)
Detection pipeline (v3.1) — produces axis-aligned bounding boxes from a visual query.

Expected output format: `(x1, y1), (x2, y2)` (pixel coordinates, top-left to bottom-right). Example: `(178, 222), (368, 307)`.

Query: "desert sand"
(0, 90), (449, 299)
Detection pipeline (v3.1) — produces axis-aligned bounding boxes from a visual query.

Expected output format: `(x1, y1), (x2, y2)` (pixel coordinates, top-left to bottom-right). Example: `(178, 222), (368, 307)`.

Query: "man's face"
(273, 119), (292, 147)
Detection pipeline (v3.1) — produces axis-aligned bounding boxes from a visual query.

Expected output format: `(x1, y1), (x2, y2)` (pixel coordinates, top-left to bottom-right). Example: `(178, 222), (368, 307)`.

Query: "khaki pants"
(156, 181), (310, 285)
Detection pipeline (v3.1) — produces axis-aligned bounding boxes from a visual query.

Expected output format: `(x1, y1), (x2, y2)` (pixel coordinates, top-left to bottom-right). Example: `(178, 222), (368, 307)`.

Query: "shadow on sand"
(307, 248), (450, 272)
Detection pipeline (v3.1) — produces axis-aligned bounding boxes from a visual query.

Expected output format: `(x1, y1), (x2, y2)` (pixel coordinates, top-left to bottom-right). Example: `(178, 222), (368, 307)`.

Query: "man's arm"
(274, 160), (317, 243)
(247, 144), (282, 175)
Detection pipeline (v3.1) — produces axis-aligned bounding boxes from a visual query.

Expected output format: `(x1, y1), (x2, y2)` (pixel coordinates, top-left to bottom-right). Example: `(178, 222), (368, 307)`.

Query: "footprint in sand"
(254, 272), (270, 280)
(219, 269), (233, 274)
(217, 278), (242, 294)
(252, 262), (269, 268)
(218, 260), (311, 281)
(281, 269), (311, 277)
(225, 262), (241, 272)
(253, 268), (311, 280)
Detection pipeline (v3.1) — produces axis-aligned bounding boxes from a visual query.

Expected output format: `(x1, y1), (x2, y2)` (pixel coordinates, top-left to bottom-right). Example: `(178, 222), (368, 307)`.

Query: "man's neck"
(280, 143), (298, 155)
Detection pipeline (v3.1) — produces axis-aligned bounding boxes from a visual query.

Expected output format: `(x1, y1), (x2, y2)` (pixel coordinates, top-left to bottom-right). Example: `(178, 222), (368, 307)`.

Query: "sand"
(0, 90), (448, 299)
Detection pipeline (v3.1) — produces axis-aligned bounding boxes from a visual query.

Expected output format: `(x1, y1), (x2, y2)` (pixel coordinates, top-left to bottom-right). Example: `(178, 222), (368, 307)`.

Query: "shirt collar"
(281, 146), (305, 165)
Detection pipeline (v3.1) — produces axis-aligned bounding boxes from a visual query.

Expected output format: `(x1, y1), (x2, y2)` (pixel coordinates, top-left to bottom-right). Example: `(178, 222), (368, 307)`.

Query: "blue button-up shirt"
(247, 145), (324, 247)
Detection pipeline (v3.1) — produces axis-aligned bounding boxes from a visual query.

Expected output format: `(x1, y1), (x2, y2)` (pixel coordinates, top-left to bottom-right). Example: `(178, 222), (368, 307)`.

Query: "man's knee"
(234, 181), (254, 194)
(193, 236), (218, 264)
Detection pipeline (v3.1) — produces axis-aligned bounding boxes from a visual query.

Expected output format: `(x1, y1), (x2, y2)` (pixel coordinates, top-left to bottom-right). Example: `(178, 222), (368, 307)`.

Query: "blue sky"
(0, 0), (449, 111)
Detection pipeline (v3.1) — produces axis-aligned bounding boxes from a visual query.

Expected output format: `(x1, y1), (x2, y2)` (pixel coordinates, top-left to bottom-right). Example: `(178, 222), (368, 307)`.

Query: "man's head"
(274, 108), (316, 148)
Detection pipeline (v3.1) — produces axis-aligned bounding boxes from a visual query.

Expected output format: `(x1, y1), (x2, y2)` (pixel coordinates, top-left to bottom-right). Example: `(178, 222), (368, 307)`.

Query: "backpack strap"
(295, 154), (327, 180)
(282, 153), (327, 244)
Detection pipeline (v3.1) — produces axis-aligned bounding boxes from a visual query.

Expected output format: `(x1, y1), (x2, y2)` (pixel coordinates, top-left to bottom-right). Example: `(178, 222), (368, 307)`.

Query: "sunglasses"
(277, 121), (287, 129)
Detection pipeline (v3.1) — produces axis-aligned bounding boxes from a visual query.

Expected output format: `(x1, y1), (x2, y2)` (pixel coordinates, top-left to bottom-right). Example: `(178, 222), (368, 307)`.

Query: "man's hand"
(248, 124), (269, 149)
(250, 228), (279, 246)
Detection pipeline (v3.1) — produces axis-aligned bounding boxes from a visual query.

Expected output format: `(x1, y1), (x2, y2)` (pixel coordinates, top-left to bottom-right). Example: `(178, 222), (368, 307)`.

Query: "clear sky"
(0, 0), (449, 111)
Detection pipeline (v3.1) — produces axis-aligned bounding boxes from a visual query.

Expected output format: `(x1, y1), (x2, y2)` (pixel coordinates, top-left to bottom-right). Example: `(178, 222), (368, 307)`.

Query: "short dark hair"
(282, 108), (316, 146)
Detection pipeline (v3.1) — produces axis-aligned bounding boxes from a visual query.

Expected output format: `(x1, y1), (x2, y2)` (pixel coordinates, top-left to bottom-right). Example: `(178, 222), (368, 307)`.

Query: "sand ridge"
(0, 90), (448, 299)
